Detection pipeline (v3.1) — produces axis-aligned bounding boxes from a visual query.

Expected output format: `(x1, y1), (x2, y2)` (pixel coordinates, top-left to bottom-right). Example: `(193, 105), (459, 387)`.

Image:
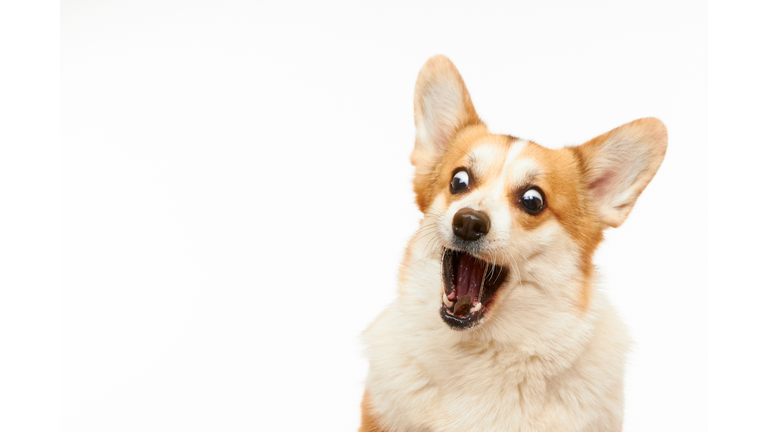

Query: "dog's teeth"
(477, 263), (489, 303)
(443, 293), (454, 308)
(470, 302), (482, 313)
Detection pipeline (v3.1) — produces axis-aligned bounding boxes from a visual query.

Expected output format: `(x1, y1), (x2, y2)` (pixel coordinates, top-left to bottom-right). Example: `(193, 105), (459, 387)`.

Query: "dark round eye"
(450, 170), (469, 193)
(520, 188), (545, 215)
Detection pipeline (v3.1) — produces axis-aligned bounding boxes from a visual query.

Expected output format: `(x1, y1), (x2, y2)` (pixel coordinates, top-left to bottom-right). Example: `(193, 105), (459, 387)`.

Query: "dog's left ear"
(412, 56), (484, 176)
(574, 117), (668, 228)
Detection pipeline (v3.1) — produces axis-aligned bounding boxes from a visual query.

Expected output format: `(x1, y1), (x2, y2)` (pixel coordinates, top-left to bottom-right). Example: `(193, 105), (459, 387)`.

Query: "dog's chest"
(382, 342), (557, 431)
(363, 300), (622, 432)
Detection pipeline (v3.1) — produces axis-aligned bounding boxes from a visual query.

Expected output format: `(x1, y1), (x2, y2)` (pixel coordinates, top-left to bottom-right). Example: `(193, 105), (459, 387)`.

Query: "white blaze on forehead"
(511, 159), (540, 187)
(467, 144), (501, 178)
(488, 140), (528, 197)
(503, 140), (528, 170)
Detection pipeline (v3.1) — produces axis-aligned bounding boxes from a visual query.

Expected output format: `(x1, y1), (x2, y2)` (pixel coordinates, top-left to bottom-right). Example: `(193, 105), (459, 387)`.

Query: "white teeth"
(470, 302), (482, 313)
(443, 293), (454, 307)
(477, 263), (489, 303)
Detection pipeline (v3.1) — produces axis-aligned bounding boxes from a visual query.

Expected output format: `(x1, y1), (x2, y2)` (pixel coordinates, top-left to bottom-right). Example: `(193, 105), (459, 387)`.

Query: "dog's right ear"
(412, 56), (483, 177)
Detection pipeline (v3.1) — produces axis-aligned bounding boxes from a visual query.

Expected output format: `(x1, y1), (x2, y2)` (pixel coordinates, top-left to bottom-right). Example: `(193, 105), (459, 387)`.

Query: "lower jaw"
(440, 306), (486, 330)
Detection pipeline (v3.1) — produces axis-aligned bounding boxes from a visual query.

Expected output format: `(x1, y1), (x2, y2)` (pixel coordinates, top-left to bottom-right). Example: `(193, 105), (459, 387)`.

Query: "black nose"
(452, 208), (491, 241)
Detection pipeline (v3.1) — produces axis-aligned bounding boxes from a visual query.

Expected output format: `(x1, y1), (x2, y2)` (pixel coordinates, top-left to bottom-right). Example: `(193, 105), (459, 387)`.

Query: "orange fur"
(516, 144), (604, 309)
(359, 390), (387, 432)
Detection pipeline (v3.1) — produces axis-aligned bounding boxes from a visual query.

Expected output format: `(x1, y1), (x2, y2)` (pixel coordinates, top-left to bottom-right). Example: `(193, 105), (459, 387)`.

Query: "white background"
(2, 1), (767, 431)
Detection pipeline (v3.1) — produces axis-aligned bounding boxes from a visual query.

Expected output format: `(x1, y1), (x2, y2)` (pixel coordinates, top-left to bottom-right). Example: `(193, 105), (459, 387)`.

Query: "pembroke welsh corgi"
(360, 56), (667, 432)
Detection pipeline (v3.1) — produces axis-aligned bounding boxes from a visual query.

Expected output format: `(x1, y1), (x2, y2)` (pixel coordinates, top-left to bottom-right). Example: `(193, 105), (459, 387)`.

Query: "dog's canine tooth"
(470, 302), (482, 313)
(443, 292), (454, 308)
(477, 262), (489, 303)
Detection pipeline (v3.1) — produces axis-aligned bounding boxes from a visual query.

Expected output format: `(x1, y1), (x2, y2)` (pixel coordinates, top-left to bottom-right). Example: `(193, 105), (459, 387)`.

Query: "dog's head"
(408, 56), (667, 331)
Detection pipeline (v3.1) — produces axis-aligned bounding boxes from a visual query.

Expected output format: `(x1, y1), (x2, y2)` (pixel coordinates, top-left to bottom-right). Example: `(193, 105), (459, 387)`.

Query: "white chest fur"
(362, 287), (629, 432)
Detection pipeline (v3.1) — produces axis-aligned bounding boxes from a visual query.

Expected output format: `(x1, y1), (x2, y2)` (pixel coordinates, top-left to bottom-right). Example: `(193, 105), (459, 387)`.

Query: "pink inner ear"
(589, 169), (617, 201)
(435, 116), (458, 151)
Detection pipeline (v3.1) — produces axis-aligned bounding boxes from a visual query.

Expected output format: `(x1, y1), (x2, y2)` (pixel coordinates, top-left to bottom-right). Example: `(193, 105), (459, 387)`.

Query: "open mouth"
(440, 248), (509, 330)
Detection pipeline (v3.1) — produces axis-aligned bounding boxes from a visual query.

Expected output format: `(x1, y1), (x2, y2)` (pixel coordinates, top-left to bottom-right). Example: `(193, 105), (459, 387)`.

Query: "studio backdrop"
(62, 1), (706, 431)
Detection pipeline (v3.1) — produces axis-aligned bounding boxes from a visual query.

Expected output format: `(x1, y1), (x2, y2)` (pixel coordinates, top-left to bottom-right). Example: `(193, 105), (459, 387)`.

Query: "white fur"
(503, 140), (528, 171)
(363, 231), (628, 432)
(510, 158), (538, 188)
(362, 141), (630, 432)
(468, 145), (500, 179)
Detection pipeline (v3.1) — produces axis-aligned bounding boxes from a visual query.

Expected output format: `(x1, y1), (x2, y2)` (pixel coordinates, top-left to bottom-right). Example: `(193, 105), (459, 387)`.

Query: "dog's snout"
(452, 208), (490, 241)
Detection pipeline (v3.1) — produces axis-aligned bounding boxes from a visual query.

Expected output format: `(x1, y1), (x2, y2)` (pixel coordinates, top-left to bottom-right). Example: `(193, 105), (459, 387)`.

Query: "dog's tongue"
(455, 253), (486, 304)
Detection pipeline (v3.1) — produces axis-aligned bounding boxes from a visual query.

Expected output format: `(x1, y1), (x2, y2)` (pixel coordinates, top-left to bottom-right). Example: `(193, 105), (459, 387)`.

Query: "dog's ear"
(573, 117), (667, 228)
(412, 56), (483, 176)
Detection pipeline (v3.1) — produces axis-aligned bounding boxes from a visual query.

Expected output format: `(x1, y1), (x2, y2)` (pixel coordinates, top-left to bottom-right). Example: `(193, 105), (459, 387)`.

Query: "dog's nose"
(452, 208), (491, 241)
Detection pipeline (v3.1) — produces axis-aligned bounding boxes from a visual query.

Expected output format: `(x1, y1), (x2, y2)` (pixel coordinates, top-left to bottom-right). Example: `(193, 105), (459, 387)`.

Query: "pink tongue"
(455, 254), (486, 304)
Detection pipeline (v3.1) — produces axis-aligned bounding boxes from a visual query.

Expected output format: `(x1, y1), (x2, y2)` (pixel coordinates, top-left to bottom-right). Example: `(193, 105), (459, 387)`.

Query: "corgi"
(360, 56), (667, 432)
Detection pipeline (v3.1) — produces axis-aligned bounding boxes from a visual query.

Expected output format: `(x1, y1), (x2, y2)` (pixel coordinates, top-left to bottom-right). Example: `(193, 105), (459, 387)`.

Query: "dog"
(359, 56), (667, 432)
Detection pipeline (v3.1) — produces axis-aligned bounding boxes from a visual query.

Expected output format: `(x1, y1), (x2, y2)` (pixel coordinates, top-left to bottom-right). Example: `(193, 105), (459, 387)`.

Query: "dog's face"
(409, 56), (666, 331)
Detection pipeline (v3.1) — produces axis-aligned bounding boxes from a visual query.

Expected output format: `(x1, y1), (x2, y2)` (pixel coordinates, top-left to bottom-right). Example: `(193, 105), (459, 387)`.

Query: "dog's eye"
(520, 188), (545, 215)
(450, 170), (469, 193)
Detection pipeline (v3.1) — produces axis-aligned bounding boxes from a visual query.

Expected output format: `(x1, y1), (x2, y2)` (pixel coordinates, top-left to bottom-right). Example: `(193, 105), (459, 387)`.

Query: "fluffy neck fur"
(362, 220), (628, 432)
